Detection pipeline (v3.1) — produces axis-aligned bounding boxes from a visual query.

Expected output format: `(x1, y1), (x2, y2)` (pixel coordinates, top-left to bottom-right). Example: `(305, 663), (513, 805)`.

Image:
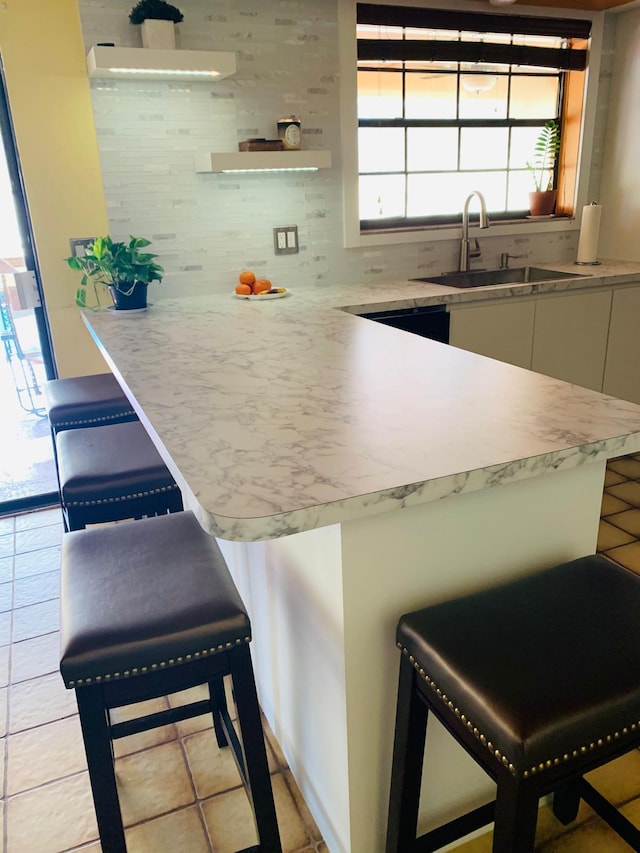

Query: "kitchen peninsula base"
(218, 460), (605, 853)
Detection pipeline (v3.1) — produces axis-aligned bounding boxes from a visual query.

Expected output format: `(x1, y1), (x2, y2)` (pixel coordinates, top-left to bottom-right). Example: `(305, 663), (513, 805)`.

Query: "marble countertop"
(84, 259), (640, 540)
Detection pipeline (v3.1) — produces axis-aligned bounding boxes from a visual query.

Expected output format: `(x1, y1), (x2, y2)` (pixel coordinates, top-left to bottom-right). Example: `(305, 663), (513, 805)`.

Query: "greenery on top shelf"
(129, 0), (184, 25)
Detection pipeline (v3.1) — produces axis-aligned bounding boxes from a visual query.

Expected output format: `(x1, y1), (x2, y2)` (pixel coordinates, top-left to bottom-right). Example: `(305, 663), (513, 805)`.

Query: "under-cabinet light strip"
(108, 67), (220, 77)
(221, 167), (319, 173)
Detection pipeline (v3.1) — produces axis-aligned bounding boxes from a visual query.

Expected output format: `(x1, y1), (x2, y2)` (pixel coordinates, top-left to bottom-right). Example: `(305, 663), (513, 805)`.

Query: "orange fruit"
(253, 279), (272, 294)
(235, 283), (252, 295)
(239, 270), (256, 286)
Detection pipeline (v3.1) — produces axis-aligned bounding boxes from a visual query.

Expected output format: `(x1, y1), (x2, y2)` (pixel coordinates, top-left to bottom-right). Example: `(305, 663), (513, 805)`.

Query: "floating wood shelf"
(195, 150), (332, 173)
(86, 46), (236, 80)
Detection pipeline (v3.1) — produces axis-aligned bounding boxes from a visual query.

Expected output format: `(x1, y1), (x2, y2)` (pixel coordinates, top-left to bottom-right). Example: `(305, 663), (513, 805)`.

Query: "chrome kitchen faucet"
(459, 191), (489, 273)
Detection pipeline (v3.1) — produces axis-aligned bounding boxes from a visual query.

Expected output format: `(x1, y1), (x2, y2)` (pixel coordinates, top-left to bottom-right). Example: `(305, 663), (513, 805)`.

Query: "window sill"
(347, 215), (577, 249)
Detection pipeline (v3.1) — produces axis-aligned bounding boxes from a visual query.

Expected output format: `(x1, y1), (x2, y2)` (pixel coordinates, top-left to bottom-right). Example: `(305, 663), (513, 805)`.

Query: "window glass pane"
(405, 27), (459, 42)
(407, 128), (458, 171)
(358, 71), (403, 119)
(357, 24), (403, 40)
(359, 128), (405, 173)
(509, 76), (559, 119)
(507, 170), (534, 211)
(459, 74), (508, 119)
(405, 72), (457, 119)
(458, 172), (508, 212)
(360, 174), (406, 220)
(460, 127), (508, 170)
(407, 173), (467, 217)
(509, 126), (543, 169)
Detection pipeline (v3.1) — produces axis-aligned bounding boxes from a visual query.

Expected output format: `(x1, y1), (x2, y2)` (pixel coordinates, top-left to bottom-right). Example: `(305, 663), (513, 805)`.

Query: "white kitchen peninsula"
(84, 268), (640, 853)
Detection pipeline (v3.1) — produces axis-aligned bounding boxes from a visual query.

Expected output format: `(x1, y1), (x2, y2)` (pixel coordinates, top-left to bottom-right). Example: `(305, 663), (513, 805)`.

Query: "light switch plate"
(273, 226), (298, 255)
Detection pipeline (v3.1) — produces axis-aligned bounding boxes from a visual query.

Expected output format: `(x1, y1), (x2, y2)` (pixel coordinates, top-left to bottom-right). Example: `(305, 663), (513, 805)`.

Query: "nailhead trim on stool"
(60, 510), (282, 853)
(44, 373), (137, 433)
(386, 555), (640, 852)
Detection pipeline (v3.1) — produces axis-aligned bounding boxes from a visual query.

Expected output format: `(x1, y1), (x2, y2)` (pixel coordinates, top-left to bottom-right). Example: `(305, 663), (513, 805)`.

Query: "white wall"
(78, 0), (614, 298)
(599, 7), (640, 261)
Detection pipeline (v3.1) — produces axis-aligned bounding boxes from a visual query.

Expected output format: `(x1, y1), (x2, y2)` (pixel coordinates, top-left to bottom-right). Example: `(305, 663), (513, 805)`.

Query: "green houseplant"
(66, 235), (164, 311)
(129, 0), (183, 49)
(526, 119), (561, 216)
(129, 0), (184, 24)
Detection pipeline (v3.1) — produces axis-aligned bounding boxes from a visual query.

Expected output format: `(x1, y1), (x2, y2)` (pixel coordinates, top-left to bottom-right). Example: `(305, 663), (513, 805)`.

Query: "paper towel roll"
(576, 203), (602, 264)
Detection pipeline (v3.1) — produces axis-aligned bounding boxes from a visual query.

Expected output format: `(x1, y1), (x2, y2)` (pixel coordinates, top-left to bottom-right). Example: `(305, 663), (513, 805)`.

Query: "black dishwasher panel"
(360, 304), (450, 343)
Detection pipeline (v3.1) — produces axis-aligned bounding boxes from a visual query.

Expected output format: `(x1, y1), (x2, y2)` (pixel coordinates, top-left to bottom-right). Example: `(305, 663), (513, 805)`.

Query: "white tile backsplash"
(79, 0), (600, 298)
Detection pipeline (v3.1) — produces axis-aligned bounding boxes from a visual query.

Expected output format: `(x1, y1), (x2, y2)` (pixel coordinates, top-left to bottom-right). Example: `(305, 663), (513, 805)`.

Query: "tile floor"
(2, 455), (640, 853)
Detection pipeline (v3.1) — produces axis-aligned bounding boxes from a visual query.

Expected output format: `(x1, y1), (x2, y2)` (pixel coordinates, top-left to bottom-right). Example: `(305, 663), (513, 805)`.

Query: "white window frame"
(338, 0), (604, 249)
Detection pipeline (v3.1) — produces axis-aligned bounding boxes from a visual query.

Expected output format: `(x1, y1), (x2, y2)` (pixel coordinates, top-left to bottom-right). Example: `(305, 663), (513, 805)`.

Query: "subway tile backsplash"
(78, 0), (601, 299)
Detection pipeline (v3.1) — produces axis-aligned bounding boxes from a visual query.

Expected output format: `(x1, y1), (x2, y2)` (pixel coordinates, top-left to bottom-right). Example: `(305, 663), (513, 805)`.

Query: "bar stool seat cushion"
(397, 555), (640, 780)
(45, 373), (136, 430)
(60, 511), (250, 689)
(56, 421), (179, 509)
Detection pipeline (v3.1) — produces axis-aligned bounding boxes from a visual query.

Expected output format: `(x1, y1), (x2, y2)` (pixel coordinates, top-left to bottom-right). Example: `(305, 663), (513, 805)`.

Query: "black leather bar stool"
(56, 420), (183, 530)
(386, 555), (640, 853)
(60, 510), (282, 853)
(44, 373), (137, 435)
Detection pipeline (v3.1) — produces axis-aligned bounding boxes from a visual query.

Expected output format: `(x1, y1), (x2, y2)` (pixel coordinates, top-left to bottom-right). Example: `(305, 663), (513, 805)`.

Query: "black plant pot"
(110, 282), (148, 310)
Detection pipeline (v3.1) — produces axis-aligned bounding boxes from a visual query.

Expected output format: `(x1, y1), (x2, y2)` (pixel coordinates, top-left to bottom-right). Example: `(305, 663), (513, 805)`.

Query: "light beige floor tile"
(535, 817), (632, 851)
(9, 671), (78, 733)
(0, 556), (12, 584)
(14, 568), (60, 608)
(7, 714), (87, 795)
(6, 771), (98, 853)
(0, 581), (13, 613)
(0, 610), (11, 645)
(0, 644), (10, 688)
(601, 493), (632, 516)
(15, 524), (63, 555)
(125, 805), (210, 853)
(168, 678), (237, 737)
(282, 768), (323, 843)
(605, 541), (640, 573)
(0, 516), (13, 536)
(110, 697), (177, 757)
(606, 508), (640, 537)
(607, 458), (640, 480)
(607, 481), (640, 508)
(586, 749), (640, 804)
(597, 520), (635, 552)
(0, 685), (7, 737)
(202, 773), (310, 853)
(264, 717), (289, 770)
(14, 508), (62, 532)
(184, 726), (250, 799)
(116, 741), (195, 826)
(0, 534), (14, 559)
(12, 598), (60, 642)
(14, 544), (61, 580)
(605, 469), (628, 487)
(11, 631), (60, 683)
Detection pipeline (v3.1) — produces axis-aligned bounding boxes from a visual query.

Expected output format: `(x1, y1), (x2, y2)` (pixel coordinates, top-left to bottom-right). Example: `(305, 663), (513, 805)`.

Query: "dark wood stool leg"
(553, 779), (581, 825)
(209, 675), (229, 749)
(75, 685), (127, 853)
(386, 654), (429, 853)
(230, 645), (282, 853)
(492, 775), (539, 853)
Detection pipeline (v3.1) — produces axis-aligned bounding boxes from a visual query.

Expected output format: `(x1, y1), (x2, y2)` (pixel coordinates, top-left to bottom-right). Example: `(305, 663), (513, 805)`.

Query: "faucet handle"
(500, 252), (526, 269)
(470, 238), (482, 260)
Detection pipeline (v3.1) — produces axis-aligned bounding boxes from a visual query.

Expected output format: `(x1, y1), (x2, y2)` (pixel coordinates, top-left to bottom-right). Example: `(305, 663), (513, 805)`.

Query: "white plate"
(234, 289), (289, 300)
(107, 303), (152, 313)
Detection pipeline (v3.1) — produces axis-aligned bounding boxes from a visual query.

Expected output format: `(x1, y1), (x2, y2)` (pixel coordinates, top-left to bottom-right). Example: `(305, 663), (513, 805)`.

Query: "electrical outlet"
(69, 237), (96, 257)
(273, 226), (299, 255)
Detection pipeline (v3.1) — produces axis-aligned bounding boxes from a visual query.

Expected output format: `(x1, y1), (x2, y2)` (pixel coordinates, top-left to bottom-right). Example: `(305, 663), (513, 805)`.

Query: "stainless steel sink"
(411, 267), (589, 289)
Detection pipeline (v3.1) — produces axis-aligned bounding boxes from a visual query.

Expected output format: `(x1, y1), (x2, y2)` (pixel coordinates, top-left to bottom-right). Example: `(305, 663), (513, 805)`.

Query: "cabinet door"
(448, 299), (535, 369)
(603, 285), (640, 404)
(531, 290), (612, 391)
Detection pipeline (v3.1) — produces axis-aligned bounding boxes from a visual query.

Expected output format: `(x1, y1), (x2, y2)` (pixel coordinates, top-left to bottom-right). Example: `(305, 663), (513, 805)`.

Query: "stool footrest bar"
(110, 698), (215, 740)
(415, 801), (496, 852)
(579, 778), (640, 850)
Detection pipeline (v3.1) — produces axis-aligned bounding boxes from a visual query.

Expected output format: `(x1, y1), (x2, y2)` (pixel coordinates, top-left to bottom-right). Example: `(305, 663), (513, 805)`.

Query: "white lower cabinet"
(448, 299), (536, 369)
(531, 289), (613, 391)
(603, 285), (640, 404)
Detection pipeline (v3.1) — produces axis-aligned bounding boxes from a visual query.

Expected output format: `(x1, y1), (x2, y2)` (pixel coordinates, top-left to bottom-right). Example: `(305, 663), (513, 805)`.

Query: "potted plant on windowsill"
(526, 119), (561, 217)
(129, 0), (184, 49)
(66, 236), (164, 311)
